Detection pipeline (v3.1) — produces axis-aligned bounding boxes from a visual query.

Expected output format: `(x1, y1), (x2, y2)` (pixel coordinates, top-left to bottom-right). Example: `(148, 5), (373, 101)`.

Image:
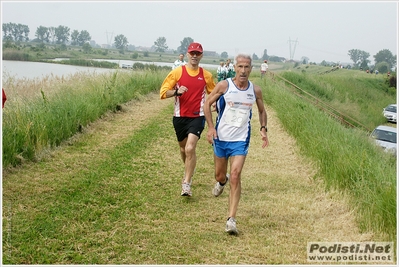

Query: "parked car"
(382, 104), (397, 123)
(121, 64), (132, 69)
(370, 125), (397, 156)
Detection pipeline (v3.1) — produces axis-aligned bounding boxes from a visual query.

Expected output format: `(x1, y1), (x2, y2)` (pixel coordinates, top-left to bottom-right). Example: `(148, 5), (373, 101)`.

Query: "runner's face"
(234, 57), (252, 81)
(187, 51), (203, 65)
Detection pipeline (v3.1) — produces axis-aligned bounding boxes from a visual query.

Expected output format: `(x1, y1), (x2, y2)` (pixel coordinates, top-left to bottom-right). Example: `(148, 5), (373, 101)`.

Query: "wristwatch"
(260, 126), (268, 132)
(174, 88), (182, 96)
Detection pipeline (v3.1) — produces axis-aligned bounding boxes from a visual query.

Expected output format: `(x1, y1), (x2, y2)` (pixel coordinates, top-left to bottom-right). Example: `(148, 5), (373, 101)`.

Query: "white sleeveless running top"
(215, 78), (256, 142)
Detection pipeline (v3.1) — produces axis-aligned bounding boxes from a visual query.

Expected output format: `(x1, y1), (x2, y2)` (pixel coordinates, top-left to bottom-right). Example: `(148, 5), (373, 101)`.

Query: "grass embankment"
(276, 67), (396, 131)
(259, 73), (396, 240)
(2, 68), (396, 263)
(2, 69), (168, 167)
(261, 66), (396, 239)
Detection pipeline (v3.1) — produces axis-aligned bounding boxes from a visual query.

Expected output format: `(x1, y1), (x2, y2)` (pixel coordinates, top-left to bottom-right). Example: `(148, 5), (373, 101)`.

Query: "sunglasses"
(189, 51), (203, 56)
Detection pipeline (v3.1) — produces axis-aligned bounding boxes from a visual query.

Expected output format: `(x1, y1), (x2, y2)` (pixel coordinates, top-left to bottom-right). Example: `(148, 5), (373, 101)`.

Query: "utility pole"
(105, 31), (114, 47)
(288, 37), (298, 60)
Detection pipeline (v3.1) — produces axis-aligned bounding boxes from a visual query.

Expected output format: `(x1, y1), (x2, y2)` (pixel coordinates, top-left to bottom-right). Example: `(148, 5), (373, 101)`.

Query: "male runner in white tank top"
(204, 53), (269, 234)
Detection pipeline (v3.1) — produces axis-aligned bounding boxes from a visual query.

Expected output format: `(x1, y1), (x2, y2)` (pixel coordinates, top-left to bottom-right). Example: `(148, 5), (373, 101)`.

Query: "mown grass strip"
(3, 103), (174, 264)
(4, 101), (274, 264)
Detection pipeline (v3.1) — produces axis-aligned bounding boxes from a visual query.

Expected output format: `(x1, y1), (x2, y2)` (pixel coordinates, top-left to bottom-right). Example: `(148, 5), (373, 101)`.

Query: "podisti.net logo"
(307, 242), (394, 263)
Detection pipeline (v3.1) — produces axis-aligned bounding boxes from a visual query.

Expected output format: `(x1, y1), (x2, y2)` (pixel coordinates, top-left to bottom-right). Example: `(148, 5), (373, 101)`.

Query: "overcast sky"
(2, 1), (398, 63)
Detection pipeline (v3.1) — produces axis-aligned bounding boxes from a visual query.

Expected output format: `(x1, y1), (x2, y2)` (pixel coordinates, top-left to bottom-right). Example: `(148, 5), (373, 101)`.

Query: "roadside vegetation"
(2, 60), (397, 263)
(275, 65), (396, 131)
(263, 66), (396, 242)
(260, 71), (396, 238)
(2, 69), (168, 167)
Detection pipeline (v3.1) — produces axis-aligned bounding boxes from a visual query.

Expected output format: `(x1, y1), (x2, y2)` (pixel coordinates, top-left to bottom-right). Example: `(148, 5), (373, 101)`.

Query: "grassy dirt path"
(3, 91), (377, 264)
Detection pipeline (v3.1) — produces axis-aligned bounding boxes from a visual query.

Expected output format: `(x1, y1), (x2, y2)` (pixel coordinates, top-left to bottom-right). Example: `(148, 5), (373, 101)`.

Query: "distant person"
(260, 60), (268, 79)
(225, 59), (235, 78)
(217, 61), (227, 82)
(160, 42), (216, 197)
(172, 53), (186, 69)
(203, 53), (269, 234)
(2, 88), (6, 108)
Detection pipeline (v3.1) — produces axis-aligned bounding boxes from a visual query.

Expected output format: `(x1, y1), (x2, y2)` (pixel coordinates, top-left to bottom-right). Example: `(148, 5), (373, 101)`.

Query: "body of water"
(2, 60), (120, 80)
(2, 59), (219, 80)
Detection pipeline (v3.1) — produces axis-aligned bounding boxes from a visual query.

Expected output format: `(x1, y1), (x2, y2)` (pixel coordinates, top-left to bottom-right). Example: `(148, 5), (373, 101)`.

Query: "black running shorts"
(173, 116), (205, 142)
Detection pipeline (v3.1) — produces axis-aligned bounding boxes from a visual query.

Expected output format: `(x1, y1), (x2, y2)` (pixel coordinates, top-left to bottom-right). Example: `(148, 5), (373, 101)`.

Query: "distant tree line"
(2, 22), (29, 42)
(347, 48), (396, 73)
(2, 23), (206, 55)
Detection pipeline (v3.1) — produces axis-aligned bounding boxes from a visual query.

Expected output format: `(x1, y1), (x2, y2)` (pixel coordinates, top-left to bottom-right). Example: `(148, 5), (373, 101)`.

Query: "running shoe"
(225, 217), (238, 234)
(181, 176), (192, 186)
(181, 183), (192, 197)
(212, 174), (229, 197)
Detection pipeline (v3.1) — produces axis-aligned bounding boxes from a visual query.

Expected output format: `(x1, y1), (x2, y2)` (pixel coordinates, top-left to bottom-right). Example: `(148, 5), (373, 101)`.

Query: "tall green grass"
(2, 50), (32, 61)
(262, 78), (396, 240)
(2, 70), (168, 167)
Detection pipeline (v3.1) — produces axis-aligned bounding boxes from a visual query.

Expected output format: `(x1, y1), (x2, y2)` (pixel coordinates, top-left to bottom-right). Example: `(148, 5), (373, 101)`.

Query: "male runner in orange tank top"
(160, 42), (216, 197)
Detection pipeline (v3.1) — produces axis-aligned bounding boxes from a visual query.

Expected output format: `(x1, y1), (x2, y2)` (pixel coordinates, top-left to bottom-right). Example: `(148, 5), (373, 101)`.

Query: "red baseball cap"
(187, 42), (203, 53)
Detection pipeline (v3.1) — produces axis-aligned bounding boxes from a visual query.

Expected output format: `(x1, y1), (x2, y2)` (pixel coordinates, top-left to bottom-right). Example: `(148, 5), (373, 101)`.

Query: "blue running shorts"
(213, 139), (249, 158)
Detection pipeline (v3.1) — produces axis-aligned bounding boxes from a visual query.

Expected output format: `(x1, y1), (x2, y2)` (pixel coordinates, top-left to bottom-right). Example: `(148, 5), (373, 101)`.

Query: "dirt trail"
(78, 92), (373, 253)
(3, 91), (377, 264)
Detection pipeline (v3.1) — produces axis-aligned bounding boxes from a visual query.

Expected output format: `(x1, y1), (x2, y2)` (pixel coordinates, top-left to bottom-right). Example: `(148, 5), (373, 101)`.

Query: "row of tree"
(3, 22), (119, 49)
(2, 23), (204, 55)
(348, 49), (396, 72)
(3, 23), (70, 45)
